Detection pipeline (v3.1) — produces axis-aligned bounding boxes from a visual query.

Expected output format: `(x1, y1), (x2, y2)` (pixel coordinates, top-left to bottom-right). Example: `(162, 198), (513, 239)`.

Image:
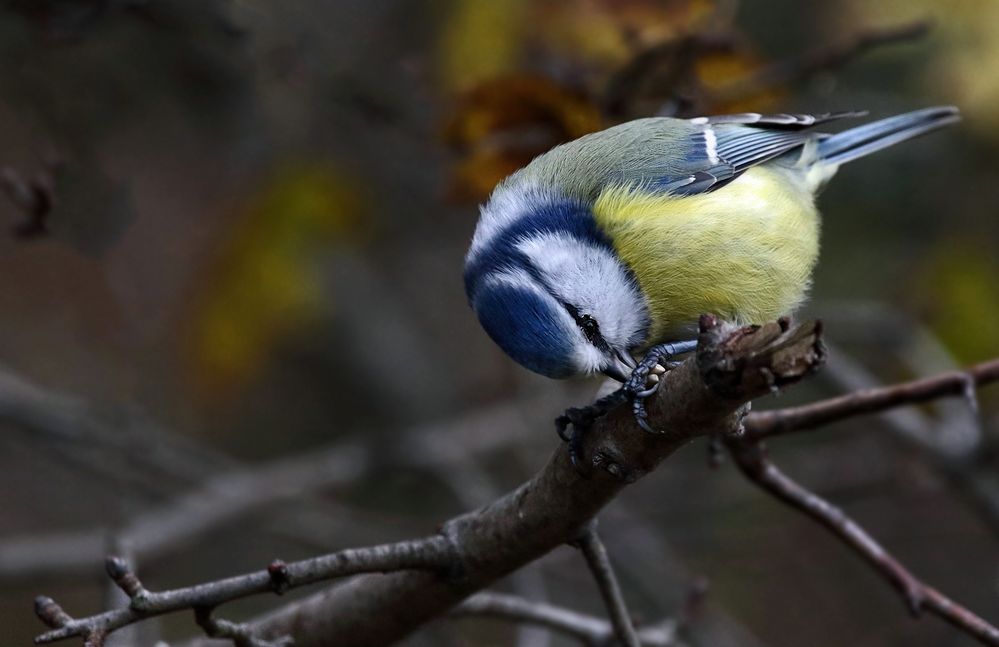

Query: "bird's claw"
(632, 397), (656, 434)
(555, 390), (630, 475)
(629, 362), (667, 430)
(555, 340), (697, 472)
(634, 386), (659, 398)
(622, 344), (693, 434)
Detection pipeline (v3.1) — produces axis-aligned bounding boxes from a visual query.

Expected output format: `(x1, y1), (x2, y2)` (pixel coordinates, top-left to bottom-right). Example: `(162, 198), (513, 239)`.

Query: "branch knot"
(267, 560), (291, 595)
(697, 315), (826, 398)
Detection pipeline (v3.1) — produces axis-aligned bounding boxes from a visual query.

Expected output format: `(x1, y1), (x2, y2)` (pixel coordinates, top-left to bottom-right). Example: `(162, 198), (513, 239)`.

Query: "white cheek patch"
(572, 343), (605, 375)
(515, 232), (648, 352)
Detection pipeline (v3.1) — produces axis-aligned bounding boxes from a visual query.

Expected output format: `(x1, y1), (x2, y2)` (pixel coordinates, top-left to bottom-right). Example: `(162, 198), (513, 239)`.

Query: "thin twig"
(604, 503), (766, 647)
(818, 342), (942, 450)
(0, 364), (234, 494)
(452, 591), (680, 646)
(601, 32), (734, 118)
(34, 535), (454, 645)
(2, 399), (543, 580)
(727, 437), (999, 647)
(602, 20), (931, 120)
(574, 520), (641, 647)
(706, 20), (932, 105)
(815, 343), (999, 536)
(675, 577), (710, 637)
(744, 358), (999, 441)
(194, 606), (292, 647)
(102, 540), (144, 647)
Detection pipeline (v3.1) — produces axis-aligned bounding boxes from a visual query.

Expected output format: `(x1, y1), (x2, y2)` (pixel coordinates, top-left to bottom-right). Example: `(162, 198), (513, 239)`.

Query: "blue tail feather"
(817, 106), (960, 167)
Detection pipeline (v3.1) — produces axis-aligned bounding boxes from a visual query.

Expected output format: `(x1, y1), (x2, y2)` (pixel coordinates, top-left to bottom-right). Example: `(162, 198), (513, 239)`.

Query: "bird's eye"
(563, 303), (602, 343)
(578, 314), (599, 341)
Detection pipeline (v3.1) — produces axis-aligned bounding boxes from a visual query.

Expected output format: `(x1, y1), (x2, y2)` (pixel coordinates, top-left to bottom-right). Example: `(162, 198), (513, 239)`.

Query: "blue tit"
(463, 107), (959, 439)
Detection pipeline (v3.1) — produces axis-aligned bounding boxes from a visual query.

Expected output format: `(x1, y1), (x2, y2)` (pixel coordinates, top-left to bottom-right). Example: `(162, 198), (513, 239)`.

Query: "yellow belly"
(592, 165), (820, 342)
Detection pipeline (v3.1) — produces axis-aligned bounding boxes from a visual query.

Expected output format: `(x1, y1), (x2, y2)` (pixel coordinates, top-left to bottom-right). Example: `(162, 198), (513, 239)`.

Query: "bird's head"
(465, 196), (649, 380)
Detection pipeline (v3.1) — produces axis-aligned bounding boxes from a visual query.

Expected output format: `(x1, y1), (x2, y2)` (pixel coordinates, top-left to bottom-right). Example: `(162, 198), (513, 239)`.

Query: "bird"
(463, 106), (960, 463)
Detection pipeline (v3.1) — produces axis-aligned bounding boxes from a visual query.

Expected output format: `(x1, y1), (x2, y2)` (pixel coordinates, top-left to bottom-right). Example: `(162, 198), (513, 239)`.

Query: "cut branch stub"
(697, 315), (826, 399)
(584, 315), (827, 480)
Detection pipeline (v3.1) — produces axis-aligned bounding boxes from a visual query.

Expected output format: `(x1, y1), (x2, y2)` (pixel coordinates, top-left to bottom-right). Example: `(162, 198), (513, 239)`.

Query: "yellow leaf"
(184, 161), (361, 399)
(438, 0), (530, 90)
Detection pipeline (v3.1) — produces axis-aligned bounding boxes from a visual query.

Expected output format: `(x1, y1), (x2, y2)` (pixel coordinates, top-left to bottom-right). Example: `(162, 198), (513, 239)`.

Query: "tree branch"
(29, 317), (999, 647)
(726, 436), (999, 646)
(51, 316), (819, 647)
(194, 607), (293, 647)
(196, 317), (821, 647)
(706, 20), (932, 105)
(33, 536), (454, 645)
(451, 591), (680, 647)
(812, 340), (999, 536)
(743, 358), (999, 441)
(602, 19), (931, 119)
(574, 520), (641, 647)
(0, 363), (233, 487)
(1, 399), (543, 580)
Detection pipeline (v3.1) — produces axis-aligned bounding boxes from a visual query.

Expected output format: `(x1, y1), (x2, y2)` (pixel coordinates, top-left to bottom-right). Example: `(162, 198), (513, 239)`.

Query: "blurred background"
(1, 0), (997, 645)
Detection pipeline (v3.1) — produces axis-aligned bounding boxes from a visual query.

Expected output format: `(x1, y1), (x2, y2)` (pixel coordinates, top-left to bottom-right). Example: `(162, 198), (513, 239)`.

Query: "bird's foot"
(625, 340), (697, 433)
(555, 339), (698, 476)
(556, 389), (629, 474)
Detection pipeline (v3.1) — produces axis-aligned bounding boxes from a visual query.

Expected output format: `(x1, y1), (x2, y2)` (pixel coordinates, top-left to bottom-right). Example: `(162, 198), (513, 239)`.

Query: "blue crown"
(463, 196), (614, 300)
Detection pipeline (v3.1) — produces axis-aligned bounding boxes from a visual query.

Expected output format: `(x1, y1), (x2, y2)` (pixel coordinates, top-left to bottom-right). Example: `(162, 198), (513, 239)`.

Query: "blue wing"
(660, 111), (865, 195)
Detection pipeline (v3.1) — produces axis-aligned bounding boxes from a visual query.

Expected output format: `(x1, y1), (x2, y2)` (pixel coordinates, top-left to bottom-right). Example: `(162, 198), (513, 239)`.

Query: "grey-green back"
(504, 112), (862, 201)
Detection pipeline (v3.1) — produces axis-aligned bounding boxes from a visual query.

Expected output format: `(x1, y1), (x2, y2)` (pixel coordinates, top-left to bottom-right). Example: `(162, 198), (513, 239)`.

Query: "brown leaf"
(444, 75), (603, 202)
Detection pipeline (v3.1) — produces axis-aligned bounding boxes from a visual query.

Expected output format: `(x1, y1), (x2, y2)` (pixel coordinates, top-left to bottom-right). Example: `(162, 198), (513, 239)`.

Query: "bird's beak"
(601, 349), (636, 383)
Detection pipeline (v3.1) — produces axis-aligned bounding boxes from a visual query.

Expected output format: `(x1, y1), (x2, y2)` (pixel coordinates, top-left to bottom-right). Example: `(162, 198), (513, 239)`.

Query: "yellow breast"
(592, 165), (820, 342)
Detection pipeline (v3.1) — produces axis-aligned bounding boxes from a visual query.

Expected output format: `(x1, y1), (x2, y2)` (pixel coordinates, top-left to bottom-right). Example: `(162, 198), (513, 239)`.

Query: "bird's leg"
(623, 340), (698, 433)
